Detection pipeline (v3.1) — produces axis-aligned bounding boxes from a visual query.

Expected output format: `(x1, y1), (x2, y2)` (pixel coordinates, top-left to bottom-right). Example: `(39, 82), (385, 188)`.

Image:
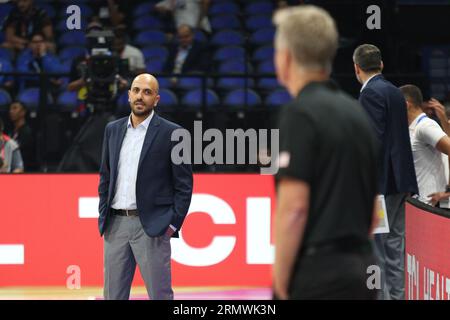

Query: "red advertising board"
(0, 174), (276, 287)
(405, 201), (450, 300)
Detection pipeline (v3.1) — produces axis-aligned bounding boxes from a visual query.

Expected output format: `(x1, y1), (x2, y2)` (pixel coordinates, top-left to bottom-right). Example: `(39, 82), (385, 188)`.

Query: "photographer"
(112, 25), (146, 76)
(67, 22), (128, 116)
(58, 24), (130, 172)
(67, 22), (102, 103)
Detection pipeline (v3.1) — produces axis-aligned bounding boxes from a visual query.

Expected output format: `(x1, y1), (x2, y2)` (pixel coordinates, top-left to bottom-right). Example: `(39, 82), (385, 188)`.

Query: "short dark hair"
(114, 24), (127, 38)
(11, 100), (26, 109)
(353, 44), (382, 73)
(10, 101), (28, 115)
(399, 84), (423, 108)
(0, 117), (4, 133)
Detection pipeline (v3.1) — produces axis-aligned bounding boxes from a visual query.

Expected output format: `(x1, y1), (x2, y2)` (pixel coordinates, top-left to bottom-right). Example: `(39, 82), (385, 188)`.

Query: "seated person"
(1, 0), (55, 53)
(0, 57), (14, 92)
(89, 0), (131, 29)
(163, 24), (210, 83)
(112, 25), (146, 76)
(0, 117), (24, 173)
(15, 33), (63, 92)
(67, 22), (128, 116)
(155, 0), (211, 34)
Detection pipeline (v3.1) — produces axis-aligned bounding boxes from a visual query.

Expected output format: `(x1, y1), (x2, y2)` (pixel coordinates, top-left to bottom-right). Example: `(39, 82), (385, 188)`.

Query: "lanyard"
(417, 114), (428, 124)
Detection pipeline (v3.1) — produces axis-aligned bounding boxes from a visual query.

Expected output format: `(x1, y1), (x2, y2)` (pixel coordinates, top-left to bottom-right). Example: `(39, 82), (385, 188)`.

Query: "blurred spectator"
(68, 22), (127, 116)
(155, 0), (211, 34)
(1, 0), (55, 53)
(163, 24), (209, 82)
(67, 22), (103, 116)
(16, 33), (63, 92)
(0, 57), (14, 91)
(8, 101), (37, 171)
(0, 117), (24, 173)
(105, 0), (126, 26)
(89, 0), (132, 28)
(113, 25), (146, 76)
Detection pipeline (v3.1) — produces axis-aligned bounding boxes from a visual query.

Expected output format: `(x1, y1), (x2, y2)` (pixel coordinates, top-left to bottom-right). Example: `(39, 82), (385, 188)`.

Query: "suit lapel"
(112, 118), (128, 176)
(138, 114), (161, 171)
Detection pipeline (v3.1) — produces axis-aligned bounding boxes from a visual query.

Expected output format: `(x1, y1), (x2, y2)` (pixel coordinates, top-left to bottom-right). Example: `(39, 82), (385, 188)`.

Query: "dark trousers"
(287, 251), (377, 300)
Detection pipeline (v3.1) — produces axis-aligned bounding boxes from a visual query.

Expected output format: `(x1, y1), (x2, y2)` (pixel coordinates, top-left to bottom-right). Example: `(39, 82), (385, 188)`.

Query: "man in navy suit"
(98, 73), (193, 300)
(353, 44), (418, 300)
(163, 24), (209, 76)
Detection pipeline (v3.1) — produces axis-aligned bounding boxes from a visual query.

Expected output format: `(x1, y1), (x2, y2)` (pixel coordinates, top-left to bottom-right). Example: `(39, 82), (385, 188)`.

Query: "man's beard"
(132, 104), (153, 117)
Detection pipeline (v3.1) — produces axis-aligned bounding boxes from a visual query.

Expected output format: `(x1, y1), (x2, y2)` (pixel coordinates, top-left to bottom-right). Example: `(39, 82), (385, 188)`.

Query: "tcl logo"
(79, 194), (275, 267)
(1, 174), (275, 286)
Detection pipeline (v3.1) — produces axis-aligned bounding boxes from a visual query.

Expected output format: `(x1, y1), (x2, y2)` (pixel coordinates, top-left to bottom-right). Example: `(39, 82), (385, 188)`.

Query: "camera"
(84, 29), (129, 113)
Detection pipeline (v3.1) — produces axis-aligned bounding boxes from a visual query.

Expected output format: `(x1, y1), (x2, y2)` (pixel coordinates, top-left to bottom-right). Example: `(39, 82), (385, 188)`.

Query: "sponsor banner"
(405, 201), (450, 300)
(0, 174), (275, 287)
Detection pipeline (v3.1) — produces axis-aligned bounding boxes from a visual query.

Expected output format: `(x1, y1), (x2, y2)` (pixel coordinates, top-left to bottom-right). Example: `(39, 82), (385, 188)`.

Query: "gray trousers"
(103, 215), (173, 300)
(373, 193), (407, 300)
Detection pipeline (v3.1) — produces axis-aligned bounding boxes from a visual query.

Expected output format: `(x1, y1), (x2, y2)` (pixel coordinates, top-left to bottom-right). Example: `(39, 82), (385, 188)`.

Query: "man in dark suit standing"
(353, 44), (418, 300)
(98, 73), (193, 300)
(163, 24), (209, 77)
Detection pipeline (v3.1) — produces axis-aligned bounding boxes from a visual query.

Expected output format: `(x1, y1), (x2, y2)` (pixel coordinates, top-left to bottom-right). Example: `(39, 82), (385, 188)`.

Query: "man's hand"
(427, 191), (450, 206)
(428, 98), (450, 135)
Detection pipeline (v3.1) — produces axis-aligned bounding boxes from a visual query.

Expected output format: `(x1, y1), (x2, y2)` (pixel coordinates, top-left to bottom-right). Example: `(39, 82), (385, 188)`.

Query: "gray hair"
(353, 44), (382, 73)
(273, 5), (338, 73)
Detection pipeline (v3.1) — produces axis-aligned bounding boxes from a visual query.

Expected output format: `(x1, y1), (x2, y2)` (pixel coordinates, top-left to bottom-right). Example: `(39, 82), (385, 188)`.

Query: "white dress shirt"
(111, 112), (154, 210)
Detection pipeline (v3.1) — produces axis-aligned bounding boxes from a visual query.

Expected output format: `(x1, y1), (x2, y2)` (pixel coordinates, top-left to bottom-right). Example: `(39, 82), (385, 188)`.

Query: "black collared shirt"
(276, 81), (379, 247)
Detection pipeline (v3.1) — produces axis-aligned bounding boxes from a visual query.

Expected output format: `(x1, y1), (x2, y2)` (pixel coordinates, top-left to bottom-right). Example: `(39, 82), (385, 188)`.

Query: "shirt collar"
(360, 73), (380, 92)
(127, 110), (154, 129)
(179, 44), (193, 52)
(410, 112), (426, 128)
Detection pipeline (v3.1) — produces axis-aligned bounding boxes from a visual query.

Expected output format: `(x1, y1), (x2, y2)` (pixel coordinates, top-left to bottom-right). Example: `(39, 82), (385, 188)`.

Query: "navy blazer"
(98, 113), (193, 237)
(359, 74), (418, 195)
